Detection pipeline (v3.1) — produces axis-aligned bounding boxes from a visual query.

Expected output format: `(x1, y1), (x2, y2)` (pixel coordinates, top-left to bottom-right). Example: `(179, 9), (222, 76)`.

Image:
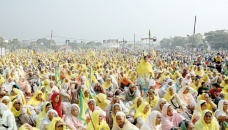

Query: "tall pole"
(192, 16), (196, 61)
(134, 34), (135, 52)
(123, 38), (125, 54)
(149, 29), (151, 52)
(50, 30), (53, 50)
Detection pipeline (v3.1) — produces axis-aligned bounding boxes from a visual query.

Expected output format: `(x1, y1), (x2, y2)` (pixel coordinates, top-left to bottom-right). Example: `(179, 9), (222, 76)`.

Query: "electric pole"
(50, 30), (53, 50)
(134, 34), (135, 52)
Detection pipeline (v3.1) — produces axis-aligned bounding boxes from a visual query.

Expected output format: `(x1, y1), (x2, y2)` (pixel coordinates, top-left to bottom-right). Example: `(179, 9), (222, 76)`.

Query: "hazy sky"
(1, 0), (228, 43)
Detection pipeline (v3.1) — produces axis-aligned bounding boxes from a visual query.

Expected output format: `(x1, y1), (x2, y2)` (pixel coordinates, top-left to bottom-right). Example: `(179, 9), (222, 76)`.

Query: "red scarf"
(51, 92), (63, 118)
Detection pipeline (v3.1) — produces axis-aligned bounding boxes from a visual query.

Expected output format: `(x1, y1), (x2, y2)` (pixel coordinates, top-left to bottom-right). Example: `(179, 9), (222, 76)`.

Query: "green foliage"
(159, 30), (228, 49)
(204, 30), (228, 49)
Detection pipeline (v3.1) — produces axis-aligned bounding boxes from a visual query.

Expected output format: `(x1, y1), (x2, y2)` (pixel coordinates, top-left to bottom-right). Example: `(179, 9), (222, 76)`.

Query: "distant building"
(103, 39), (119, 48)
(22, 40), (29, 45)
(59, 44), (72, 50)
(141, 38), (155, 44)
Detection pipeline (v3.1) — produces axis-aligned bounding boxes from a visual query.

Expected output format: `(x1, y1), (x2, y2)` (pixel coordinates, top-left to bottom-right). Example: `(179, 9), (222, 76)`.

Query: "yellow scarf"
(11, 100), (31, 117)
(36, 102), (50, 128)
(134, 101), (151, 120)
(10, 88), (26, 105)
(220, 77), (228, 93)
(145, 96), (159, 109)
(137, 59), (152, 77)
(48, 117), (67, 130)
(87, 110), (110, 130)
(129, 97), (143, 113)
(19, 125), (39, 130)
(199, 93), (217, 112)
(190, 81), (200, 90)
(0, 75), (5, 86)
(164, 87), (176, 101)
(96, 93), (111, 111)
(103, 81), (113, 90)
(27, 90), (43, 106)
(195, 69), (204, 77)
(159, 71), (171, 83)
(194, 110), (219, 130)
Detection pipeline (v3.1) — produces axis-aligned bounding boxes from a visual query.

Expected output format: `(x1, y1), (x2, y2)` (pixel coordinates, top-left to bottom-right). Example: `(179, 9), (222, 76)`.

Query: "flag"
(79, 89), (89, 125)
(88, 66), (96, 98)
(55, 67), (61, 86)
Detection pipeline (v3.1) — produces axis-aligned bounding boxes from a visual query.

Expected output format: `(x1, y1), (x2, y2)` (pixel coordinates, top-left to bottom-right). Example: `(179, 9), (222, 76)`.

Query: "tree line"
(160, 29), (228, 49)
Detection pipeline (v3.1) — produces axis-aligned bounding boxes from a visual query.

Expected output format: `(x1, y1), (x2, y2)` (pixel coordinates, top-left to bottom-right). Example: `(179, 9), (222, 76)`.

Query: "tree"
(204, 30), (228, 49)
(171, 36), (186, 47)
(160, 38), (171, 48)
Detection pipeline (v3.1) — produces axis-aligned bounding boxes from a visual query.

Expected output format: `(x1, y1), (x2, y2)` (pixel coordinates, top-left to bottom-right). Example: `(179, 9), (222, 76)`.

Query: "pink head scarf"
(161, 104), (184, 130)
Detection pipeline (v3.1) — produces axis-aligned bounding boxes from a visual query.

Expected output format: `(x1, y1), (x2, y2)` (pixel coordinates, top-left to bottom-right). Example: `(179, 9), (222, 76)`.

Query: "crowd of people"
(0, 49), (228, 130)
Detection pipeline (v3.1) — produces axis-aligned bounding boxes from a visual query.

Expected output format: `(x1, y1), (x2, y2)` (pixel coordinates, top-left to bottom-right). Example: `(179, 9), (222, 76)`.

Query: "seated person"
(198, 82), (210, 95)
(209, 83), (223, 100)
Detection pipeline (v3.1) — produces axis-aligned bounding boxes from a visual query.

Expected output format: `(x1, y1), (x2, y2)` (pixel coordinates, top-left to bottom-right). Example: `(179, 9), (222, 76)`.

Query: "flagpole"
(149, 29), (151, 52)
(191, 16), (196, 61)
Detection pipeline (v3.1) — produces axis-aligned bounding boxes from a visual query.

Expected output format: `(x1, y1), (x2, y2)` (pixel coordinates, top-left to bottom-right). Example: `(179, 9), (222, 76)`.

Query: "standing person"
(214, 53), (223, 73)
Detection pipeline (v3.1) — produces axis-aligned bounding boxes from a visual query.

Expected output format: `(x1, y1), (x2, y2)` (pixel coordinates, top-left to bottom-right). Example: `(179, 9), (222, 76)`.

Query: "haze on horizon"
(0, 0), (228, 43)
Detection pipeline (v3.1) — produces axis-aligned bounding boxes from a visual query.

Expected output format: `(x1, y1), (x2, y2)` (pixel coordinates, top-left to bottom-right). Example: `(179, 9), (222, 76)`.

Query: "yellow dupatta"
(199, 93), (217, 112)
(27, 90), (43, 106)
(0, 75), (5, 86)
(201, 74), (209, 83)
(39, 86), (48, 101)
(10, 88), (26, 105)
(221, 78), (228, 100)
(134, 101), (151, 120)
(137, 59), (152, 77)
(83, 88), (90, 102)
(11, 99), (31, 117)
(194, 110), (219, 130)
(87, 110), (110, 130)
(158, 71), (171, 83)
(36, 102), (50, 128)
(190, 81), (200, 90)
(19, 125), (39, 130)
(195, 68), (204, 77)
(96, 93), (111, 111)
(221, 77), (228, 93)
(103, 79), (113, 90)
(145, 95), (159, 109)
(48, 117), (67, 130)
(129, 97), (143, 113)
(164, 87), (176, 101)
(172, 71), (182, 82)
